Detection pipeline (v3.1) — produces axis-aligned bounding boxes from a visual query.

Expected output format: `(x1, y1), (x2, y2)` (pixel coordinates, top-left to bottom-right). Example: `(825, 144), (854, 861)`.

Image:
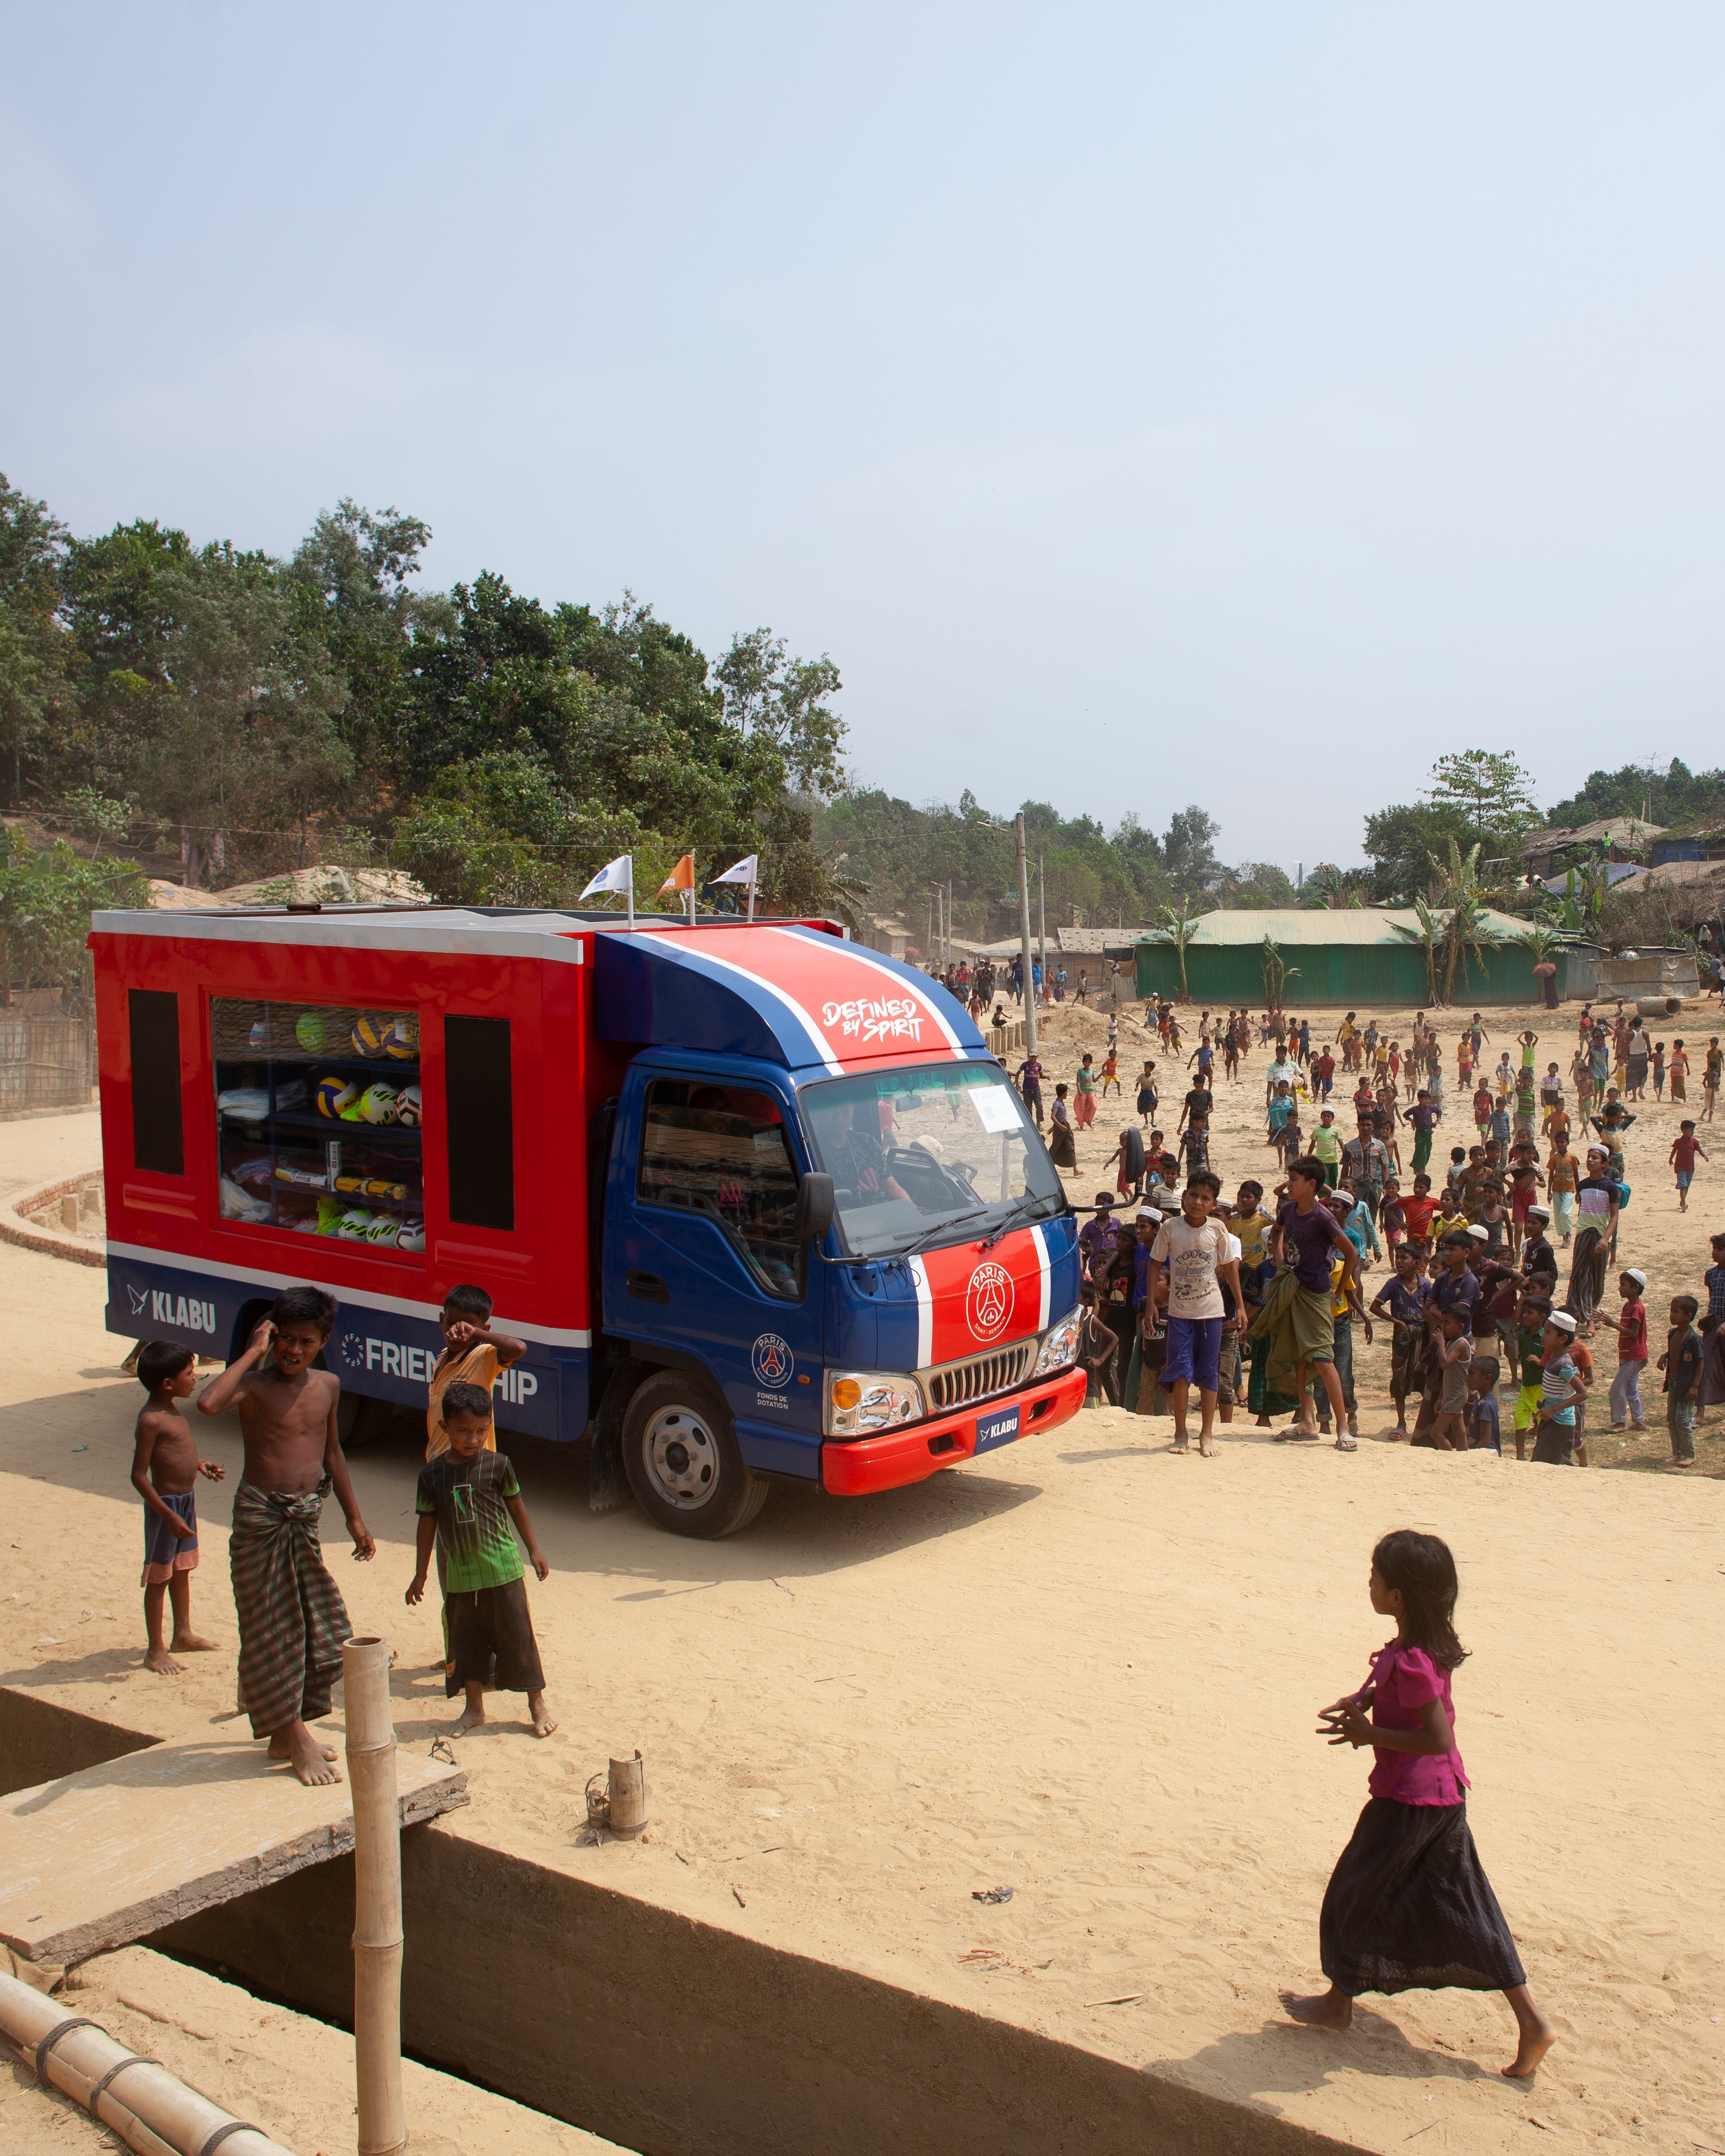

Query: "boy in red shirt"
(1608, 1267), (1649, 1432)
(1670, 1120), (1708, 1213)
(1400, 1174), (1440, 1254)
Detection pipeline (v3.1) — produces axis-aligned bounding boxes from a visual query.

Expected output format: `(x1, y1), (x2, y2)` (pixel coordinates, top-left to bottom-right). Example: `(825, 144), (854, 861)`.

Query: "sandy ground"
(1, 1051), (1722, 2155)
(0, 1945), (620, 2154)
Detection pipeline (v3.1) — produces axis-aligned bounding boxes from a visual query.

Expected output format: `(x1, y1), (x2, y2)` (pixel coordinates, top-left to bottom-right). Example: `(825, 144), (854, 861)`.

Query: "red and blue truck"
(90, 905), (1084, 1535)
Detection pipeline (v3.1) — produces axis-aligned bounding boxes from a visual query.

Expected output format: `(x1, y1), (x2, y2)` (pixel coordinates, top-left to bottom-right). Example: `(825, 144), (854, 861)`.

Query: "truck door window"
(209, 998), (424, 1252)
(444, 1015), (515, 1231)
(129, 989), (184, 1175)
(638, 1081), (804, 1300)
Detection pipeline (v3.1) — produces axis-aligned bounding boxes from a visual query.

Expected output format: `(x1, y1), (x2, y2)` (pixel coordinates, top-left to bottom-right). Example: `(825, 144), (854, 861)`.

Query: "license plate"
(975, 1403), (1022, 1452)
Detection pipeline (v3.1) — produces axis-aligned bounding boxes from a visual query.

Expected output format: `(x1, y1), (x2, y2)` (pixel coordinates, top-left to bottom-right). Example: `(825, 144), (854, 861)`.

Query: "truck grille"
(923, 1339), (1037, 1412)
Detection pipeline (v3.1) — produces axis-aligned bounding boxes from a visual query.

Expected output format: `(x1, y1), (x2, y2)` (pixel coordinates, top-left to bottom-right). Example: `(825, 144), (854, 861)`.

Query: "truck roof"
(89, 906), (987, 1078)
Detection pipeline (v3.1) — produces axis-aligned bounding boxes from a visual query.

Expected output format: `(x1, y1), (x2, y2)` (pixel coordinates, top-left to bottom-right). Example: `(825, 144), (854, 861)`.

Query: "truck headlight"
(825, 1370), (924, 1436)
(1033, 1307), (1082, 1376)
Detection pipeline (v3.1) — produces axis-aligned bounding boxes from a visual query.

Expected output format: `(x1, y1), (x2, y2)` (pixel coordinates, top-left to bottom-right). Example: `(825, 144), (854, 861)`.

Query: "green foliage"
(1388, 898), (1443, 1005)
(1360, 800), (1476, 903)
(1543, 758), (1725, 833)
(0, 833), (147, 990)
(1152, 897), (1204, 1001)
(0, 473), (75, 807)
(1422, 750), (1540, 846)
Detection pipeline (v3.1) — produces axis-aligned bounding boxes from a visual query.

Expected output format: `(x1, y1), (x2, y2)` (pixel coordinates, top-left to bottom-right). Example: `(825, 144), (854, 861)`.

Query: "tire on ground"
(620, 1369), (769, 1538)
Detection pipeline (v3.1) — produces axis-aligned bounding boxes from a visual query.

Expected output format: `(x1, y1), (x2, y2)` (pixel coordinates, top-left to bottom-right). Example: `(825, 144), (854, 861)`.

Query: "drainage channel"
(3, 1688), (1366, 2156)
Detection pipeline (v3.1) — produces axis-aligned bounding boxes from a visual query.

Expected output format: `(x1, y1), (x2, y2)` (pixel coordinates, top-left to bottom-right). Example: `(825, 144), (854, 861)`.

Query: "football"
(357, 1083), (399, 1126)
(365, 1214), (401, 1247)
(294, 1011), (326, 1052)
(396, 1216), (426, 1253)
(338, 1207), (373, 1240)
(395, 1084), (422, 1128)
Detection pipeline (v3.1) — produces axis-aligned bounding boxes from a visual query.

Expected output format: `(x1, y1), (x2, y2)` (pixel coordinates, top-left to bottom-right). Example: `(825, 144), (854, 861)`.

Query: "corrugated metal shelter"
(1133, 909), (1564, 1007)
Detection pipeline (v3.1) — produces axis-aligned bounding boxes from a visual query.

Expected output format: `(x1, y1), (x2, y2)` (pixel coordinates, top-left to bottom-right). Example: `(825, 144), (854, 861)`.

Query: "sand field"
(1, 1014), (1722, 2153)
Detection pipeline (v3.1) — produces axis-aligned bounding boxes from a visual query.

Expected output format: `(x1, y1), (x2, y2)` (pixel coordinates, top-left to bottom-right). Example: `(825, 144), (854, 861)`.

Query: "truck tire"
(337, 1391), (389, 1452)
(620, 1371), (769, 1539)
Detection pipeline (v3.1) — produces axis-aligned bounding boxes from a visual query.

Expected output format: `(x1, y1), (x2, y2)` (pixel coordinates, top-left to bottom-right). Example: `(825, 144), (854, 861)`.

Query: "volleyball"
(295, 1011), (326, 1052)
(395, 1084), (422, 1128)
(351, 1014), (391, 1058)
(365, 1213), (401, 1247)
(382, 1016), (418, 1061)
(397, 1216), (426, 1252)
(316, 1075), (358, 1119)
(357, 1083), (399, 1126)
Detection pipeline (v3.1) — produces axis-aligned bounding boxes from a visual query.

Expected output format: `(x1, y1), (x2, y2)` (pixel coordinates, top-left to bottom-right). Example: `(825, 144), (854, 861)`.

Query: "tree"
(713, 629), (846, 798)
(1162, 806), (1222, 900)
(0, 475), (73, 806)
(1259, 933), (1299, 1011)
(1543, 757), (1725, 833)
(1432, 840), (1501, 1002)
(1360, 801), (1474, 903)
(1422, 751), (1539, 847)
(1153, 897), (1204, 1001)
(0, 833), (147, 995)
(1389, 898), (1443, 1006)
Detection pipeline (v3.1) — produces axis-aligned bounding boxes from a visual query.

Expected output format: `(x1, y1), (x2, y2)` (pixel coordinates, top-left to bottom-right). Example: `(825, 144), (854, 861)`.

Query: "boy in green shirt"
(408, 1381), (555, 1738)
(1311, 1109), (1343, 1189)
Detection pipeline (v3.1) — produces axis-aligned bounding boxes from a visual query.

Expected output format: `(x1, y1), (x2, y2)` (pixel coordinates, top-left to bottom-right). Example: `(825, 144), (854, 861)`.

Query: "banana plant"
(1389, 897), (1442, 1005)
(1155, 897), (1201, 1002)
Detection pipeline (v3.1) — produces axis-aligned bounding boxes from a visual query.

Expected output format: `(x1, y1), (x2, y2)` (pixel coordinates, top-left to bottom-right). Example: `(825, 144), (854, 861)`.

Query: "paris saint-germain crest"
(752, 1333), (793, 1387)
(965, 1261), (1013, 1342)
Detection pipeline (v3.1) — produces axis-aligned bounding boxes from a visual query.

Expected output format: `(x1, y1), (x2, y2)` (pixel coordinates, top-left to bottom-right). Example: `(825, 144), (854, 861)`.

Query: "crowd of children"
(1056, 997), (1720, 1468)
(128, 1278), (554, 1781)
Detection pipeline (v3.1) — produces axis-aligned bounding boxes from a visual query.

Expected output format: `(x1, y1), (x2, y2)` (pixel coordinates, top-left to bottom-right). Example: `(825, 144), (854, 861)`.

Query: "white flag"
(579, 855), (633, 900)
(712, 855), (759, 885)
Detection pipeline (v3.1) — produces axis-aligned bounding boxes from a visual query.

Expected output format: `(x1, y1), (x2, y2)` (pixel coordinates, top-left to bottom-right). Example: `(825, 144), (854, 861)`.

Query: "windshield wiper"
(884, 1206), (992, 1257)
(979, 1192), (1058, 1250)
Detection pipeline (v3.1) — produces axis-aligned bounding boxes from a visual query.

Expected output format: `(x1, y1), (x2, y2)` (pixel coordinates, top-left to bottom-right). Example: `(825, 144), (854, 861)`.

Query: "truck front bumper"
(818, 1364), (1087, 1497)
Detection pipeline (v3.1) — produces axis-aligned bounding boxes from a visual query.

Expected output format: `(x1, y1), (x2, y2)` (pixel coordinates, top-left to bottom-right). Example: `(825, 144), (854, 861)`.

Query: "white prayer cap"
(1526, 1205), (1550, 1220)
(1622, 1267), (1646, 1288)
(1547, 1311), (1578, 1335)
(1465, 1223), (1490, 1240)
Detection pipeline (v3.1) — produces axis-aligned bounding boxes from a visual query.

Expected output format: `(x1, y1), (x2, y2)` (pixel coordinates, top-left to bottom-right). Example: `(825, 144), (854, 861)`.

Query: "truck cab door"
(608, 1071), (824, 1478)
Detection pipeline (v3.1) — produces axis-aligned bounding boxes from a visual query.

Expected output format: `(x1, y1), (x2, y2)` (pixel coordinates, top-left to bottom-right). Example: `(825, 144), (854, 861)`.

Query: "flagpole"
(627, 860), (634, 930)
(688, 855), (696, 928)
(747, 875), (756, 924)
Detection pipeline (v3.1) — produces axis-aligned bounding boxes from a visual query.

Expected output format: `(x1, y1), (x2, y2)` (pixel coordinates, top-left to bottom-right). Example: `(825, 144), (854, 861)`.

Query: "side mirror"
(792, 1172), (835, 1242)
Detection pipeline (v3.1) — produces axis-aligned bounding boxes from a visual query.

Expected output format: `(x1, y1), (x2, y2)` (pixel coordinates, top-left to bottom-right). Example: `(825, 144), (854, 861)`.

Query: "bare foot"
(529, 1692), (557, 1739)
(168, 1631), (219, 1652)
(1172, 1437), (1189, 1452)
(1503, 2015), (1557, 2078)
(1198, 1436), (1215, 1457)
(1280, 1986), (1354, 2030)
(144, 1646), (181, 1676)
(274, 1724), (343, 1786)
(449, 1705), (487, 1737)
(268, 1731), (339, 1762)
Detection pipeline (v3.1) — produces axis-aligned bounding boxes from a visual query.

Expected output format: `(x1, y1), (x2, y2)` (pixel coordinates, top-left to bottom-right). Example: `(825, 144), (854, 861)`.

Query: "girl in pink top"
(1281, 1530), (1557, 2081)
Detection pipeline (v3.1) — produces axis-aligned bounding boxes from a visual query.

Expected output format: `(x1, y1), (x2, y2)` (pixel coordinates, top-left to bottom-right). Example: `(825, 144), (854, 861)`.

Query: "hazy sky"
(4, 5), (1722, 867)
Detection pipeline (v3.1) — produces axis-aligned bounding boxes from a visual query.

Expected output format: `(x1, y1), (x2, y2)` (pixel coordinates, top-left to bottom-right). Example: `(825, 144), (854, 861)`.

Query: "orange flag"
(658, 853), (694, 894)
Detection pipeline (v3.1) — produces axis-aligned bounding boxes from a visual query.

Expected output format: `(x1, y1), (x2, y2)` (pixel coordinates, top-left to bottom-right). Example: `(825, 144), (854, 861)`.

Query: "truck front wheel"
(621, 1372), (769, 1539)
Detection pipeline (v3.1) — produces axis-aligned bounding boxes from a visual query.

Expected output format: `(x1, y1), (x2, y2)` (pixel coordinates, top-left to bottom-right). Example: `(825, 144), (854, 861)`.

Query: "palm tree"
(1389, 897), (1443, 1005)
(1154, 898), (1201, 1002)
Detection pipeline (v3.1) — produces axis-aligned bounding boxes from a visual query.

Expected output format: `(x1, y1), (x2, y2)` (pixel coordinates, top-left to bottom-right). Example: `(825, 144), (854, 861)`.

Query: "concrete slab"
(0, 1734), (465, 1966)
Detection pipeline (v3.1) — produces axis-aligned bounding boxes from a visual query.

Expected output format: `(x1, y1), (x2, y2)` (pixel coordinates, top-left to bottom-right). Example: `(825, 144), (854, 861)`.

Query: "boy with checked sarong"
(197, 1285), (374, 1786)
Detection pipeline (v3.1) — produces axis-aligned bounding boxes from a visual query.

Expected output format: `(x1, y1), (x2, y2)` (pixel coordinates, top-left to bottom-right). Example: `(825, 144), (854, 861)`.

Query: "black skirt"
(445, 1575), (545, 1698)
(1320, 1797), (1526, 1997)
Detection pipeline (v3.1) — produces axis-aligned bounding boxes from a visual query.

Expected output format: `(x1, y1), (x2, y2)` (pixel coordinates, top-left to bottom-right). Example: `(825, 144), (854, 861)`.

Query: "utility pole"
(1037, 852), (1047, 1008)
(1015, 814), (1037, 1056)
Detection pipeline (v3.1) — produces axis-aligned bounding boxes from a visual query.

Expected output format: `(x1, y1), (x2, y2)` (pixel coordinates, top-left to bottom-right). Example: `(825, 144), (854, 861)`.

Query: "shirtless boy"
(131, 1341), (225, 1674)
(196, 1285), (375, 1785)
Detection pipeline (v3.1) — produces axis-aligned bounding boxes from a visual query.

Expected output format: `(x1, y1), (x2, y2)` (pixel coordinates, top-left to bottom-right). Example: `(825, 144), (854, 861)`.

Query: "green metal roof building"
(1133, 908), (1564, 1007)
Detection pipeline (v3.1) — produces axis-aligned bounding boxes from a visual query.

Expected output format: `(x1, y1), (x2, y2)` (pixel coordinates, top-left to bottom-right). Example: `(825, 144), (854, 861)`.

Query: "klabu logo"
(135, 1287), (216, 1335)
(965, 1261), (1013, 1342)
(821, 994), (926, 1046)
(752, 1333), (793, 1387)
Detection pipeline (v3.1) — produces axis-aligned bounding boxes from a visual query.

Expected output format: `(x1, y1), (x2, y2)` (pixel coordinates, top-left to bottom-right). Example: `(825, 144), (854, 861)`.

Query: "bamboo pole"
(0, 1968), (291, 2155)
(345, 1634), (406, 2156)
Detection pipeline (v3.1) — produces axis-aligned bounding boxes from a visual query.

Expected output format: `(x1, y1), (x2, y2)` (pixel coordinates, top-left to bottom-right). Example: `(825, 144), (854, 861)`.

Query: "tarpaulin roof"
(1135, 907), (1538, 948)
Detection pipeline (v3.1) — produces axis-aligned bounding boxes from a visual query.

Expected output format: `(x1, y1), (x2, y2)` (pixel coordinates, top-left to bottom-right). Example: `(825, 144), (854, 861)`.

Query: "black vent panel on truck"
(444, 1014), (514, 1230)
(128, 988), (184, 1175)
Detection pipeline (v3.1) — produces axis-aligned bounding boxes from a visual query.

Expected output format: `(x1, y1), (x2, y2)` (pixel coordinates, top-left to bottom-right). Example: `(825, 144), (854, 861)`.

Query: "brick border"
(0, 1171), (105, 1268)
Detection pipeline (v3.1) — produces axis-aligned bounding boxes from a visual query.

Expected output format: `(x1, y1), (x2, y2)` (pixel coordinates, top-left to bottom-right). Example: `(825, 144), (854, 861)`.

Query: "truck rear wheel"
(621, 1371), (769, 1539)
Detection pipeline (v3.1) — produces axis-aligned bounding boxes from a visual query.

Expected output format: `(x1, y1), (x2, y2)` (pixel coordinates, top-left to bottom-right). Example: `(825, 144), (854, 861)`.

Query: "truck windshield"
(801, 1062), (1065, 1259)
